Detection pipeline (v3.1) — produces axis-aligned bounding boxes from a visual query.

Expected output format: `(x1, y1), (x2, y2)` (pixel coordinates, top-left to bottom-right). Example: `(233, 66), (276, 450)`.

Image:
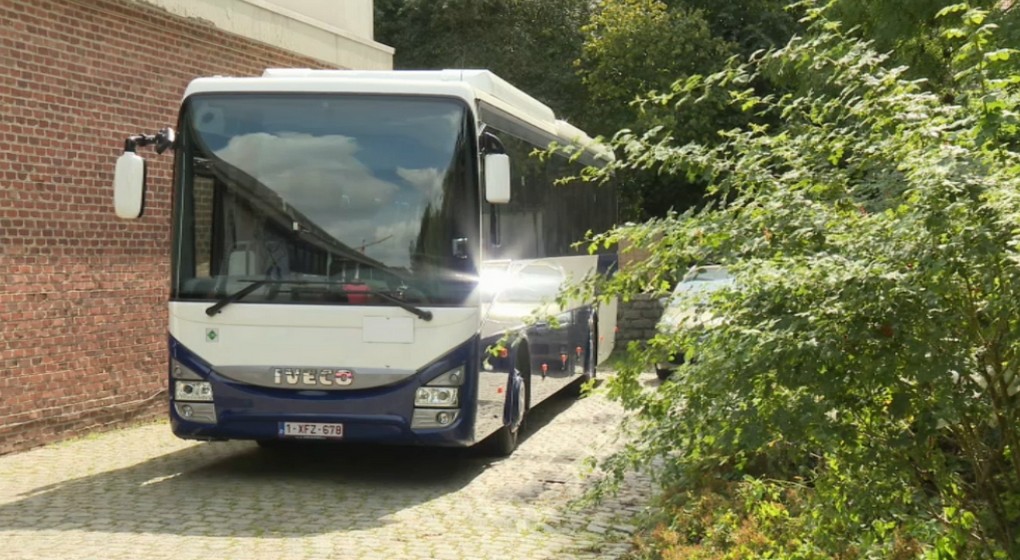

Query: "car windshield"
(171, 94), (478, 306)
(674, 267), (733, 296)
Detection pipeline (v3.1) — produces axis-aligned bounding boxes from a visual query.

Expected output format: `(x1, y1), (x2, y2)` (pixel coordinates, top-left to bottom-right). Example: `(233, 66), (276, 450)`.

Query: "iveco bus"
(113, 69), (617, 455)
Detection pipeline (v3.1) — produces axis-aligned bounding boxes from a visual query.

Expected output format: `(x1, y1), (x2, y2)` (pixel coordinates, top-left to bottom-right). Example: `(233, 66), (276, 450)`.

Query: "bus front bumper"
(171, 404), (474, 447)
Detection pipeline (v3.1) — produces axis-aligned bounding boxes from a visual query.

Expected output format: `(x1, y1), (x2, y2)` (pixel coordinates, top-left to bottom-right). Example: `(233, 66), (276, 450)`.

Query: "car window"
(673, 267), (733, 296)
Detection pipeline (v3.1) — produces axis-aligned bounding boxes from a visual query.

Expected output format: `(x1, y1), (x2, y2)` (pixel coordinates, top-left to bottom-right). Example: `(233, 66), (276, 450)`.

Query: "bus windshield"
(172, 94), (478, 307)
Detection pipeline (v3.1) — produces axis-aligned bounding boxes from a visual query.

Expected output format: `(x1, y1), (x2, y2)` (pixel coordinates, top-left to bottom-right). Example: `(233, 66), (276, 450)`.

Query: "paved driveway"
(0, 379), (651, 560)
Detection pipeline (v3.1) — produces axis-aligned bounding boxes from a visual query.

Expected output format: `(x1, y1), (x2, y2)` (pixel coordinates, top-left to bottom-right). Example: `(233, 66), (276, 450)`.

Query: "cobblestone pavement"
(0, 376), (654, 560)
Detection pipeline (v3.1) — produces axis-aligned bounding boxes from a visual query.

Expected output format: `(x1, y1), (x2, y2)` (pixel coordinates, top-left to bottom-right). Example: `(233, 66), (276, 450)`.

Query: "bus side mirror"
(114, 151), (147, 219)
(484, 153), (511, 204)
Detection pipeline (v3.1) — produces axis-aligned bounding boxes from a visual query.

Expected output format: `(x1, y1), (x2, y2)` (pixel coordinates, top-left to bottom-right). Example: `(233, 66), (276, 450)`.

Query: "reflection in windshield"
(678, 278), (734, 294)
(676, 267), (733, 294)
(500, 264), (566, 303)
(172, 94), (478, 306)
(213, 132), (424, 267)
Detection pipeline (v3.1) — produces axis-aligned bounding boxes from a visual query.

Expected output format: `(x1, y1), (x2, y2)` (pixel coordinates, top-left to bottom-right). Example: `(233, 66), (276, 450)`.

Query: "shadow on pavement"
(517, 378), (597, 447)
(0, 384), (586, 538)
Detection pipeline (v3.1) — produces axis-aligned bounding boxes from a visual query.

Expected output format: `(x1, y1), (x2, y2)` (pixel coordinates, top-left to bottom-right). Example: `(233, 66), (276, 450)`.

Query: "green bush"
(573, 2), (1020, 557)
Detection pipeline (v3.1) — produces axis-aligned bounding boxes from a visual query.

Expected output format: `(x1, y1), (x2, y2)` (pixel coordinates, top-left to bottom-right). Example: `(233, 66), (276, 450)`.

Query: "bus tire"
(487, 421), (518, 457)
(570, 314), (598, 397)
(583, 313), (598, 383)
(485, 352), (529, 457)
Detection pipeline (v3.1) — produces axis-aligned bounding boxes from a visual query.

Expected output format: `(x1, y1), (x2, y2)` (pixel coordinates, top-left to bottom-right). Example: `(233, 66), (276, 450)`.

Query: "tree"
(574, 1), (733, 218)
(827, 0), (1020, 94)
(575, 0), (730, 135)
(576, 0), (801, 219)
(674, 0), (801, 56)
(375, 0), (592, 123)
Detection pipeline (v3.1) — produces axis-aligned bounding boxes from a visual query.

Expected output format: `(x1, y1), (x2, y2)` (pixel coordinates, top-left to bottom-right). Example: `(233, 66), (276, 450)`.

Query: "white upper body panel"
(182, 69), (610, 161)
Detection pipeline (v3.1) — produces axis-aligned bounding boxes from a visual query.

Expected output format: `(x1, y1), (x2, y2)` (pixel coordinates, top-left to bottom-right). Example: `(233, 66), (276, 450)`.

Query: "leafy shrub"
(572, 2), (1020, 557)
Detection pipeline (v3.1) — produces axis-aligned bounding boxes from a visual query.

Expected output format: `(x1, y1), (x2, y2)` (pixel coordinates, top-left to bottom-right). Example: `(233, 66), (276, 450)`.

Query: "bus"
(113, 69), (618, 456)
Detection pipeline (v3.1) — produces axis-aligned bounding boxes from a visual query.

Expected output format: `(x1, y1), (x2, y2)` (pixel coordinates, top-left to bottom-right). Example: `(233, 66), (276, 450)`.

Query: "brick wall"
(0, 0), (332, 455)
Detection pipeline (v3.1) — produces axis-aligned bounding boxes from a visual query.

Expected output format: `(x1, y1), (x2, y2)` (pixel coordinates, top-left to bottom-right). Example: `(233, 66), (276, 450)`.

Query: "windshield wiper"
(205, 279), (433, 321)
(363, 287), (433, 322)
(206, 278), (282, 316)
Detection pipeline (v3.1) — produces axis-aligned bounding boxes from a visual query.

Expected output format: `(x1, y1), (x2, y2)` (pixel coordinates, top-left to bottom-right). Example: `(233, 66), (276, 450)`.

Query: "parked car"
(655, 265), (733, 380)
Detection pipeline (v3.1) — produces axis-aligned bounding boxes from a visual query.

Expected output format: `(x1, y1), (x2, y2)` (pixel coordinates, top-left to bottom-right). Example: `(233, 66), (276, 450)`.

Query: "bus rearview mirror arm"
(114, 127), (175, 220)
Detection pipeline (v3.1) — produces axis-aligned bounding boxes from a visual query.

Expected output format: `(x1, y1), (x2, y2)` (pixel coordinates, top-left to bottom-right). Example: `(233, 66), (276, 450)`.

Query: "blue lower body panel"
(168, 336), (480, 447)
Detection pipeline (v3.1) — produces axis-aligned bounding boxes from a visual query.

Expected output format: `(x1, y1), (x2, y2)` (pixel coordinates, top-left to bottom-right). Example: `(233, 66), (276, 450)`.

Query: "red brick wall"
(0, 0), (332, 455)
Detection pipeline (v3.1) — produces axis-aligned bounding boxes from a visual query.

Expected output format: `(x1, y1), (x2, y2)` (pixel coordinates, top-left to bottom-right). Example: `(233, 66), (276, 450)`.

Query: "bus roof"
(184, 69), (611, 162)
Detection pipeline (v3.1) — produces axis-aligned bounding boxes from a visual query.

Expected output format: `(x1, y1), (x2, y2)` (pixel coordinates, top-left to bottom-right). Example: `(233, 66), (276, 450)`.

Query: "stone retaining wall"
(615, 294), (664, 345)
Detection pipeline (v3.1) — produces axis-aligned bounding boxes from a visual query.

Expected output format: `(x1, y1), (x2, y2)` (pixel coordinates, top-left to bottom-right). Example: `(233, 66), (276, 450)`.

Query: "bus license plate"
(279, 422), (344, 439)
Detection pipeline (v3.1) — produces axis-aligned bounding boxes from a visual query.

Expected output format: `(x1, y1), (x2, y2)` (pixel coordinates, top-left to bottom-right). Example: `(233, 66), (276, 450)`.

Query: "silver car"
(655, 265), (733, 380)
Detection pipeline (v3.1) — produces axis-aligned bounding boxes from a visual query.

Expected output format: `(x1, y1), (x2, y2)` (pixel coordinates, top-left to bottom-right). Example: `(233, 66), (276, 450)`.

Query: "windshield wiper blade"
(367, 288), (433, 322)
(206, 279), (278, 316)
(205, 279), (433, 321)
(354, 285), (430, 320)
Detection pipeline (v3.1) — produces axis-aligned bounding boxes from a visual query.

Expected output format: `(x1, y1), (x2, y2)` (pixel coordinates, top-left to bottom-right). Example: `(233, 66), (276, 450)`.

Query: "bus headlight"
(174, 380), (213, 402)
(414, 387), (459, 407)
(413, 366), (464, 428)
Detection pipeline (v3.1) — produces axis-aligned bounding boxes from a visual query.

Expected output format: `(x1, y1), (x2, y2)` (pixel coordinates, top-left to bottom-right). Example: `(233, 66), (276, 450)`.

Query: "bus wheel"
(486, 365), (528, 457)
(583, 315), (598, 383)
(570, 316), (598, 397)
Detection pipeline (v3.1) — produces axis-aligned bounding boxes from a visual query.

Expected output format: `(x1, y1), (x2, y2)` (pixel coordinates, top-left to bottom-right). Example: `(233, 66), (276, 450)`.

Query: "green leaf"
(936, 3), (969, 19)
(942, 28), (967, 40)
(984, 49), (1013, 63)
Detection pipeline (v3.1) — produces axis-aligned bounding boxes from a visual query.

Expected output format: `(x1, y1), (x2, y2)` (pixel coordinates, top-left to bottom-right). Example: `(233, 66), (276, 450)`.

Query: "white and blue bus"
(113, 69), (617, 455)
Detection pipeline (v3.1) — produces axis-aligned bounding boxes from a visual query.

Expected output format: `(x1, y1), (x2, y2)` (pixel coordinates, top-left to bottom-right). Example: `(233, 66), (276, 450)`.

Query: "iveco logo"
(272, 368), (354, 387)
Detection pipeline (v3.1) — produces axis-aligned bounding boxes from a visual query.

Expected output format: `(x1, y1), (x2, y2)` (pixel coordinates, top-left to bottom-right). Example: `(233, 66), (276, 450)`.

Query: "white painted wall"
(263, 0), (375, 40)
(139, 0), (393, 70)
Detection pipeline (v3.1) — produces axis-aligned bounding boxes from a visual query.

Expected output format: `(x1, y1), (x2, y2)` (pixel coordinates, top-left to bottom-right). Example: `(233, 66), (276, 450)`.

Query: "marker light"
(428, 366), (465, 387)
(170, 359), (202, 380)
